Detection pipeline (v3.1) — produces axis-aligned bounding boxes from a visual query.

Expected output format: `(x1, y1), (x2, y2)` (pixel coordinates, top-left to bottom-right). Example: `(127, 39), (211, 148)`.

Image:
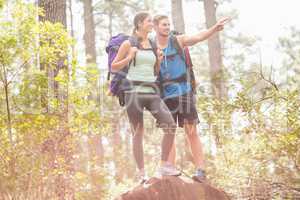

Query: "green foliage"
(0, 1), (299, 199)
(194, 59), (300, 198)
(39, 21), (73, 70)
(0, 1), (102, 198)
(94, 0), (148, 37)
(0, 0), (4, 9)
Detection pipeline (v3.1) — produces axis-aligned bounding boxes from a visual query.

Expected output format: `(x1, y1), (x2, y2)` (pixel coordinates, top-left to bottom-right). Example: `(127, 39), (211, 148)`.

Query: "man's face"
(155, 18), (170, 37)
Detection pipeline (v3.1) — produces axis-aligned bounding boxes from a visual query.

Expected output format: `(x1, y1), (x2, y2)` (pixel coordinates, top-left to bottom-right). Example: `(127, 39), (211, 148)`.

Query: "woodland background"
(0, 0), (299, 199)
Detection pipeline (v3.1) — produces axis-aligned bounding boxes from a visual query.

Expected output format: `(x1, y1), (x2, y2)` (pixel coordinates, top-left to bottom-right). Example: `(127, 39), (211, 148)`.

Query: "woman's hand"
(157, 48), (164, 62)
(128, 47), (138, 60)
(111, 40), (135, 72)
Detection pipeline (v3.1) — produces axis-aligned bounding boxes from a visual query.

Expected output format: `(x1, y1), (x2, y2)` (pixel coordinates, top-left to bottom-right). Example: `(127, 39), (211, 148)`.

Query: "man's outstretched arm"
(178, 17), (230, 47)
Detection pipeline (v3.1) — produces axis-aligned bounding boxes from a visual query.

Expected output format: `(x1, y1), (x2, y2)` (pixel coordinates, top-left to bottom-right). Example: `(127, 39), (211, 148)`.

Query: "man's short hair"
(153, 15), (169, 25)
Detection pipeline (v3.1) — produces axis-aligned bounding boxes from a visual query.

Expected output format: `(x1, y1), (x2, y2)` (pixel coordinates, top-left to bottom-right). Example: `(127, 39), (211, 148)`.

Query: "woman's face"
(139, 16), (153, 33)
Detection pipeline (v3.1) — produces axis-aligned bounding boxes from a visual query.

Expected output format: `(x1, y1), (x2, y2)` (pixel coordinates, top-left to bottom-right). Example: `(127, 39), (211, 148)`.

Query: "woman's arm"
(111, 40), (137, 72)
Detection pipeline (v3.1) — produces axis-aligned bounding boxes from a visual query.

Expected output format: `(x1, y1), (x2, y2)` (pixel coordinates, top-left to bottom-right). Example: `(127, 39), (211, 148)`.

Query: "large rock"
(115, 176), (230, 200)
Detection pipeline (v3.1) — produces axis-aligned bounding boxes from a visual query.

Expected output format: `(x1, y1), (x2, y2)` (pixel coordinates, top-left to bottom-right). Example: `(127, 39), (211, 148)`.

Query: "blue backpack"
(159, 31), (196, 94)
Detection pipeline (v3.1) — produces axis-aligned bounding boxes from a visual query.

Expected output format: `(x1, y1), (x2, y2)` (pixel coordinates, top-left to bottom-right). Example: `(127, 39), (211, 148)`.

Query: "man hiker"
(153, 14), (230, 182)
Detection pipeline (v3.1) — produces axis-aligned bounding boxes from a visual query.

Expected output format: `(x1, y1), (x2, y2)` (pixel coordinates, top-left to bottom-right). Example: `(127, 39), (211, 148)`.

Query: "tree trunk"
(39, 0), (67, 112)
(83, 0), (97, 64)
(82, 0), (103, 166)
(112, 119), (123, 183)
(125, 129), (135, 178)
(38, 0), (69, 133)
(144, 0), (150, 10)
(2, 66), (13, 146)
(1, 65), (16, 196)
(103, 1), (124, 182)
(203, 0), (226, 99)
(171, 0), (185, 33)
(108, 9), (113, 38)
(68, 0), (76, 59)
(38, 0), (68, 125)
(38, 1), (73, 199)
(203, 0), (226, 147)
(82, 1), (104, 197)
(38, 0), (67, 26)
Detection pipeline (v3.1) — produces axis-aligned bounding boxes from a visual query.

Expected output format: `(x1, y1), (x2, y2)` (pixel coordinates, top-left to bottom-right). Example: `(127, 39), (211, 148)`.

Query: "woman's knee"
(131, 123), (144, 137)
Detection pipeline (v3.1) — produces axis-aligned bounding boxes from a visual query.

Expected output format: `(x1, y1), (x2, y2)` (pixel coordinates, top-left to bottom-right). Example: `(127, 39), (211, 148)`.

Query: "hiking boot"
(192, 168), (206, 183)
(157, 163), (181, 176)
(137, 170), (148, 184)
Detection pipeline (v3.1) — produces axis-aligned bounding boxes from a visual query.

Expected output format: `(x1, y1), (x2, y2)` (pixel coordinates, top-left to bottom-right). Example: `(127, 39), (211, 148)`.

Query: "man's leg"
(184, 122), (205, 170)
(168, 140), (176, 166)
(179, 93), (206, 181)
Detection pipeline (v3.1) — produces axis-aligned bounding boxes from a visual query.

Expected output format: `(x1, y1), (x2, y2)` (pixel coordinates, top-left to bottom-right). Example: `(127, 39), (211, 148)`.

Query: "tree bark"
(38, 0), (67, 112)
(108, 9), (113, 38)
(83, 0), (97, 64)
(203, 0), (226, 147)
(125, 129), (135, 178)
(82, 0), (104, 166)
(203, 0), (226, 99)
(38, 0), (67, 26)
(38, 0), (68, 121)
(2, 65), (13, 145)
(82, 1), (104, 197)
(68, 0), (76, 59)
(112, 119), (124, 183)
(171, 0), (185, 33)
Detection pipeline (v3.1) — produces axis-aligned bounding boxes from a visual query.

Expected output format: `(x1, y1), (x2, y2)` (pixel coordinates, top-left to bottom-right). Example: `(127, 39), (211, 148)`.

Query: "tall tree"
(38, 0), (67, 25)
(171, 0), (185, 33)
(83, 0), (97, 64)
(82, 0), (104, 197)
(38, 0), (67, 112)
(38, 0), (69, 129)
(203, 0), (226, 99)
(82, 0), (105, 167)
(38, 1), (73, 199)
(68, 0), (76, 59)
(203, 0), (227, 147)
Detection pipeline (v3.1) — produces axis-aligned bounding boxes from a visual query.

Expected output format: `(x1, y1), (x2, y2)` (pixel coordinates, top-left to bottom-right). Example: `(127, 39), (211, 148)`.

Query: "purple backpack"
(106, 34), (158, 106)
(106, 33), (138, 96)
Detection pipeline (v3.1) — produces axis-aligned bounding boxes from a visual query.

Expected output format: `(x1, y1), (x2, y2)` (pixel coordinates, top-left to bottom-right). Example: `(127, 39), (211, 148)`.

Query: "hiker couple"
(109, 12), (229, 184)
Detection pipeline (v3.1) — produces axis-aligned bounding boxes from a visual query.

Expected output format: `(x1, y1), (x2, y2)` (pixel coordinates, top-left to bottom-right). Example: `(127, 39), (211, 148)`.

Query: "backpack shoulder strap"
(183, 47), (193, 68)
(127, 36), (140, 66)
(149, 38), (157, 58)
(170, 34), (184, 60)
(128, 36), (139, 48)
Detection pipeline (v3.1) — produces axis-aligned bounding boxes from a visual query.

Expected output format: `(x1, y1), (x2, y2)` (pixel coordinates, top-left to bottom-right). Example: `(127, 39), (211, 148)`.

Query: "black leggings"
(125, 92), (176, 170)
